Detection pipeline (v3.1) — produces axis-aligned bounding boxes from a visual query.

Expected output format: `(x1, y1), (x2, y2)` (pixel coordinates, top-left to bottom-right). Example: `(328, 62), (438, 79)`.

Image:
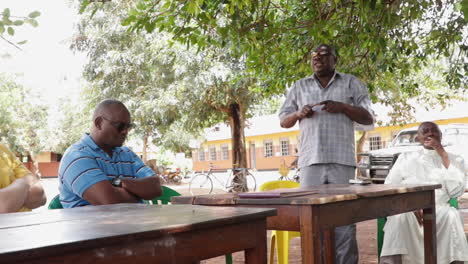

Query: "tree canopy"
(0, 74), (47, 156)
(72, 1), (265, 163)
(82, 0), (467, 107)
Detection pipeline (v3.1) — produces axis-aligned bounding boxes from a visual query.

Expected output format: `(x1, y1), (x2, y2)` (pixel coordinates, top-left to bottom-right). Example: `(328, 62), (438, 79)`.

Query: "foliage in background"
(0, 8), (40, 49)
(72, 2), (265, 165)
(46, 97), (90, 154)
(0, 74), (48, 158)
(81, 0), (467, 120)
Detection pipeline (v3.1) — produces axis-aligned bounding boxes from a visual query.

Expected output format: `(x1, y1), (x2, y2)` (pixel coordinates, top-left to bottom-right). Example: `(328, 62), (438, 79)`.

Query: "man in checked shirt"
(279, 44), (374, 264)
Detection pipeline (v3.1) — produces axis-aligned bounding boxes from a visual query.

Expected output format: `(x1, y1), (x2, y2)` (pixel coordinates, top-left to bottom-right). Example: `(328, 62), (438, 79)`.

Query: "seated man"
(381, 122), (468, 264)
(59, 99), (162, 208)
(0, 144), (46, 213)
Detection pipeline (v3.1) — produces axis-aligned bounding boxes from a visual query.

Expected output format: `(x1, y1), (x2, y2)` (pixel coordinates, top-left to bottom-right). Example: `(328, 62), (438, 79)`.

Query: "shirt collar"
(307, 71), (342, 87)
(81, 133), (123, 153)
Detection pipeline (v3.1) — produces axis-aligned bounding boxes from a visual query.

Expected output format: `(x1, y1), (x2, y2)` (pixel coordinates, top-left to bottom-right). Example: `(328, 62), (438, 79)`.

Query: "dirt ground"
(200, 194), (468, 264)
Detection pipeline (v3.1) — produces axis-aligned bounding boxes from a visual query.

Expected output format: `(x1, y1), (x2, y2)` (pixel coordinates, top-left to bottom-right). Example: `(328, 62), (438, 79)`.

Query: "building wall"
(192, 131), (300, 171)
(193, 116), (468, 171)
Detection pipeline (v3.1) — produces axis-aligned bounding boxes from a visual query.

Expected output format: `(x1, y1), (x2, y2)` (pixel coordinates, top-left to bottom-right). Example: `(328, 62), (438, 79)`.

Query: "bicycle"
(189, 163), (257, 195)
(290, 167), (300, 183)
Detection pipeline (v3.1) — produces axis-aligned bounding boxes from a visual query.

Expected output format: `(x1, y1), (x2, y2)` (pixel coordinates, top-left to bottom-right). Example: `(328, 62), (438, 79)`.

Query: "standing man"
(279, 44), (374, 263)
(59, 99), (162, 208)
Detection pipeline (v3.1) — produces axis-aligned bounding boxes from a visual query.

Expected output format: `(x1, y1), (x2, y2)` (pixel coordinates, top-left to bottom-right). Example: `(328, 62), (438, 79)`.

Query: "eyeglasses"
(312, 50), (332, 58)
(102, 116), (135, 132)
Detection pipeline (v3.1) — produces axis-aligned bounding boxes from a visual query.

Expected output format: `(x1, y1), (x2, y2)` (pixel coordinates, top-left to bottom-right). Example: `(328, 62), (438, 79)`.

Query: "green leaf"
(28, 11), (41, 18)
(80, 0), (90, 14)
(2, 17), (12, 25)
(461, 0), (468, 22)
(0, 25), (4, 34)
(144, 21), (156, 33)
(7, 26), (14, 36)
(13, 20), (24, 26)
(2, 8), (10, 19)
(17, 40), (27, 45)
(137, 1), (146, 11)
(28, 19), (39, 27)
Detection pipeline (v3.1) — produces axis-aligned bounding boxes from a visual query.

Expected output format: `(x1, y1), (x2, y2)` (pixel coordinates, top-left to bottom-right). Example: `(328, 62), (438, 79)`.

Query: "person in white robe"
(380, 122), (468, 264)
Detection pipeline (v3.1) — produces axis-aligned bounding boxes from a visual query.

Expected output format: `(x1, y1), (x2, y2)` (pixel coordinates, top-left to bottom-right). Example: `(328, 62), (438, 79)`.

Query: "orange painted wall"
(38, 162), (60, 178)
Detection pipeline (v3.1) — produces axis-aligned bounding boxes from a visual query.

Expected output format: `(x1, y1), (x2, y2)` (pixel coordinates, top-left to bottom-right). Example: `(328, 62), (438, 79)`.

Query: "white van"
(358, 123), (468, 184)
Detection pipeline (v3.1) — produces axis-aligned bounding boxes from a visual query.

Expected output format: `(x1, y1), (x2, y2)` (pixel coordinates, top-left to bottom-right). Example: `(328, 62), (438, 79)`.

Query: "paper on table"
(311, 104), (324, 112)
(238, 188), (318, 199)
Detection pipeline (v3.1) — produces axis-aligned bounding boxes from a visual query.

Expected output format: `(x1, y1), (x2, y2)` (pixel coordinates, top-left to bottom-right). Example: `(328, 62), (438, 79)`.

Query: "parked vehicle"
(358, 123), (468, 183)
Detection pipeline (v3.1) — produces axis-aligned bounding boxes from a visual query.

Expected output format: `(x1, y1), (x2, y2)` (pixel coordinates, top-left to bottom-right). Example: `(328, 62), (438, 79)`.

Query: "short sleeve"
(0, 144), (31, 179)
(60, 151), (109, 197)
(278, 83), (299, 121)
(131, 152), (155, 179)
(350, 77), (374, 116)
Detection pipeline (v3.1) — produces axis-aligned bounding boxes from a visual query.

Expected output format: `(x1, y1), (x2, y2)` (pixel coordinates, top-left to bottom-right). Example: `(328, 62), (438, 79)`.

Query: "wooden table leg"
(300, 206), (322, 264)
(245, 220), (268, 264)
(423, 192), (437, 264)
(323, 228), (335, 263)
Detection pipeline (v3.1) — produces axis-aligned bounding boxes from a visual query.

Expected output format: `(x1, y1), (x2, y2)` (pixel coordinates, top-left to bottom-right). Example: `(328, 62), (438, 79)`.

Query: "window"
(198, 148), (205, 161)
(209, 146), (217, 161)
(280, 138), (290, 156)
(369, 136), (382, 150)
(264, 140), (273, 157)
(221, 144), (229, 160)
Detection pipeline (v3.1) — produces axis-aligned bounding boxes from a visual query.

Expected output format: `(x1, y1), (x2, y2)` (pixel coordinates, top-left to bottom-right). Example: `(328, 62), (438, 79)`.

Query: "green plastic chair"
(377, 198), (459, 258)
(48, 194), (63, 209)
(259, 180), (300, 264)
(151, 185), (183, 205)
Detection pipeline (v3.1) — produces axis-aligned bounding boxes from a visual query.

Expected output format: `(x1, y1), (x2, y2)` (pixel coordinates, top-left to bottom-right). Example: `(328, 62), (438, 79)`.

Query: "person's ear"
(415, 135), (422, 143)
(94, 117), (103, 130)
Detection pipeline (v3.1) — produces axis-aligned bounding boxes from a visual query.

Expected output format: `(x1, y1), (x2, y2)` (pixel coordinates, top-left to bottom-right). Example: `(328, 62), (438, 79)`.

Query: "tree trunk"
(228, 103), (247, 168)
(142, 134), (148, 162)
(227, 103), (249, 192)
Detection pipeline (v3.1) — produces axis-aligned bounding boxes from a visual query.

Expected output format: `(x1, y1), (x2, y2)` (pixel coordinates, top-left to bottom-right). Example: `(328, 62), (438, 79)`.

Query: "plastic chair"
(48, 194), (63, 209)
(377, 198), (459, 258)
(259, 180), (300, 264)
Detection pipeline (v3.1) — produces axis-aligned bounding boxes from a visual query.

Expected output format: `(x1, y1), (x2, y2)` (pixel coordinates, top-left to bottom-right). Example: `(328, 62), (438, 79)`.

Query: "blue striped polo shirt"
(58, 134), (155, 208)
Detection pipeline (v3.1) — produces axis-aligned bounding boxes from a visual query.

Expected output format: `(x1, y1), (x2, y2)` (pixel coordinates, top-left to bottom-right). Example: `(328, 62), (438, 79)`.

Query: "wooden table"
(0, 203), (276, 264)
(173, 184), (441, 264)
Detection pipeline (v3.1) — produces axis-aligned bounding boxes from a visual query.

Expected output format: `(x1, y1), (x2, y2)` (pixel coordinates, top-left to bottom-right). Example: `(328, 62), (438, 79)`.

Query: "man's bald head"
(90, 99), (132, 151)
(92, 99), (129, 121)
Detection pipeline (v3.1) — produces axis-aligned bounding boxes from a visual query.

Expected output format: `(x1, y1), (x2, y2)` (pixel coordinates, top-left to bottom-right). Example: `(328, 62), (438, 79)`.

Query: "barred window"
(198, 148), (205, 161)
(280, 138), (290, 156)
(209, 145), (217, 161)
(369, 136), (382, 151)
(221, 144), (229, 160)
(264, 140), (273, 157)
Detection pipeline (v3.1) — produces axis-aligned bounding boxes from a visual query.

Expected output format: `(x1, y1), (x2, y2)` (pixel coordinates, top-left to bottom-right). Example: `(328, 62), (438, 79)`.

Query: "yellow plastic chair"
(259, 180), (300, 264)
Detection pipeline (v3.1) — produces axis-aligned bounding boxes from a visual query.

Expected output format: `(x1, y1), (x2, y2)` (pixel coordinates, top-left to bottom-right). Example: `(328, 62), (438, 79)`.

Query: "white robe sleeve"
(440, 155), (466, 199)
(384, 153), (407, 184)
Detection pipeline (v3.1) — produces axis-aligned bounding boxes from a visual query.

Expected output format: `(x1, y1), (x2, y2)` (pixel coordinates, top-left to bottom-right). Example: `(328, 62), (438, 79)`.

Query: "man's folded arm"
(0, 177), (31, 213)
(122, 176), (162, 200)
(82, 180), (139, 205)
(22, 174), (46, 209)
